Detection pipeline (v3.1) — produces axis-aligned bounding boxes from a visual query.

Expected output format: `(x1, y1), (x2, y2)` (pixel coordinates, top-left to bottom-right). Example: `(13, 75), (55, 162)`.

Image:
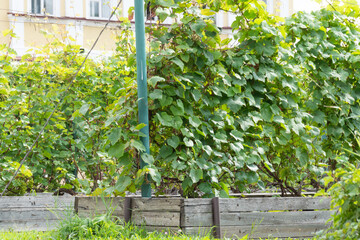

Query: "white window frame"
(87, 0), (113, 20)
(279, 0), (290, 17)
(215, 11), (223, 28)
(65, 0), (84, 18)
(265, 0), (274, 14)
(27, 0), (60, 16)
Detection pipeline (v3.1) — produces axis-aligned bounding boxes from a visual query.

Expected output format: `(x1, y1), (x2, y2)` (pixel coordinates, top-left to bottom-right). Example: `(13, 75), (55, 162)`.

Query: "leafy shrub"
(143, 3), (360, 197)
(0, 21), (145, 195)
(317, 143), (360, 240)
(0, 160), (33, 195)
(1, 1), (360, 197)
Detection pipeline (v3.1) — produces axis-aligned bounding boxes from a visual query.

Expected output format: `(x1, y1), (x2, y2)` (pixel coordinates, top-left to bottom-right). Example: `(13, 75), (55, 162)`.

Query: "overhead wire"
(0, 0), (123, 197)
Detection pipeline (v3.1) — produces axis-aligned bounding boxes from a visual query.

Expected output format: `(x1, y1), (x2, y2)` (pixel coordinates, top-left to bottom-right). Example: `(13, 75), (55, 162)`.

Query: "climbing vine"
(0, 0), (360, 199)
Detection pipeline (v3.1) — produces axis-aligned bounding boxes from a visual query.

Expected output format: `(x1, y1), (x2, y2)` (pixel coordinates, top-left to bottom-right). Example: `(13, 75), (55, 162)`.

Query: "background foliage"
(0, 0), (359, 201)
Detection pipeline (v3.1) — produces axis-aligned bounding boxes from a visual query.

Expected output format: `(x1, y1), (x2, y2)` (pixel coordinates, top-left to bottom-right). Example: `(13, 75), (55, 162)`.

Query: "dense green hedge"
(0, 0), (360, 199)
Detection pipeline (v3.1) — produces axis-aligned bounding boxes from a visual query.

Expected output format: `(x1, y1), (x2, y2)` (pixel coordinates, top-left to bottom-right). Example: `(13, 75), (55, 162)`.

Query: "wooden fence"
(76, 196), (333, 239)
(0, 194), (74, 231)
(0, 193), (332, 238)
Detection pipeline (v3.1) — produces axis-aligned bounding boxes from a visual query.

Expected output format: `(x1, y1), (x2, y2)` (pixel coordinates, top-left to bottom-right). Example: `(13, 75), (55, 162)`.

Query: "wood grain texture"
(0, 195), (332, 238)
(0, 195), (74, 209)
(76, 209), (125, 219)
(182, 210), (334, 227)
(0, 195), (74, 231)
(181, 197), (332, 239)
(230, 192), (316, 198)
(182, 197), (331, 216)
(0, 219), (62, 231)
(76, 197), (125, 218)
(132, 198), (182, 212)
(132, 211), (181, 227)
(0, 208), (73, 221)
(219, 197), (331, 212)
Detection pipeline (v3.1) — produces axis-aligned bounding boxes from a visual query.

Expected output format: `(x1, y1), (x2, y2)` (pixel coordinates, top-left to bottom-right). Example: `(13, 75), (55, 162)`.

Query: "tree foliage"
(0, 0), (360, 199)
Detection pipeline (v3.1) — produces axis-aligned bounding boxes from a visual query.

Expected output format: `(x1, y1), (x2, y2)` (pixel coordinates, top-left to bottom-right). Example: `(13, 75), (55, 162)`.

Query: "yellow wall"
(289, 0), (294, 15)
(223, 13), (229, 28)
(24, 0), (28, 14)
(83, 26), (118, 51)
(60, 0), (66, 17)
(0, 0), (10, 45)
(24, 22), (67, 47)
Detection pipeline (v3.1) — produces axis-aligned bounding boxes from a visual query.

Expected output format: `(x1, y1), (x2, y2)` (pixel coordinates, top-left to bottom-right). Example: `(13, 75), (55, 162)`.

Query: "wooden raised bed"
(0, 194), (74, 231)
(76, 195), (333, 239)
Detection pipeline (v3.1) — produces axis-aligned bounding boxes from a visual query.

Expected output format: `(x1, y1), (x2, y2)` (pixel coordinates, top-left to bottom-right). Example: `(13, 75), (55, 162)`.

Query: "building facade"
(0, 0), (293, 56)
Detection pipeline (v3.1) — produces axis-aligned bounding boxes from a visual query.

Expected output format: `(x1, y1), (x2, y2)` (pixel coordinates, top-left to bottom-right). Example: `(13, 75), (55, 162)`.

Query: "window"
(31, 0), (53, 15)
(262, 0), (274, 14)
(89, 0), (111, 18)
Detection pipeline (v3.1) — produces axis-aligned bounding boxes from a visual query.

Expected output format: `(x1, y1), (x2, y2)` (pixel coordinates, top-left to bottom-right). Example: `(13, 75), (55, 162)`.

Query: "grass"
(0, 231), (53, 240)
(0, 213), (312, 240)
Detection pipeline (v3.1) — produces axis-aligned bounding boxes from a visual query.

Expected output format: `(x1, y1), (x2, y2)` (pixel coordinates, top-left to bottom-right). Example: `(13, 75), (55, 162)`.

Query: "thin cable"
(0, 0), (123, 197)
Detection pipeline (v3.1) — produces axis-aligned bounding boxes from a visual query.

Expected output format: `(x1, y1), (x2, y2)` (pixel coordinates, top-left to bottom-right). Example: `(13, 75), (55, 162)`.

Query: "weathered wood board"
(219, 197), (332, 212)
(75, 197), (126, 219)
(0, 195), (74, 209)
(0, 194), (332, 239)
(132, 198), (182, 211)
(131, 198), (182, 231)
(131, 211), (181, 227)
(0, 219), (63, 232)
(182, 210), (334, 227)
(76, 197), (182, 231)
(182, 197), (331, 214)
(0, 194), (74, 231)
(182, 197), (332, 239)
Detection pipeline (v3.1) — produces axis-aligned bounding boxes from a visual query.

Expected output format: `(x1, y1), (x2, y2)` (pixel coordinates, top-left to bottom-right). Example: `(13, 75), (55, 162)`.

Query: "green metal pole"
(134, 0), (151, 198)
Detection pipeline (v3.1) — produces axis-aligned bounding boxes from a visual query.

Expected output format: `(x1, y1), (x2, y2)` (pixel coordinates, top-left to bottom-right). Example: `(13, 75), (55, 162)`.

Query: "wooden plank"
(181, 198), (331, 218)
(0, 195), (74, 209)
(181, 226), (213, 237)
(183, 199), (212, 207)
(183, 223), (330, 239)
(182, 212), (213, 227)
(231, 192), (316, 198)
(76, 197), (126, 218)
(221, 210), (333, 226)
(143, 226), (182, 234)
(76, 197), (125, 212)
(219, 197), (331, 212)
(182, 210), (333, 227)
(132, 211), (180, 227)
(0, 219), (62, 231)
(132, 198), (182, 212)
(76, 209), (125, 219)
(182, 197), (330, 213)
(181, 199), (212, 219)
(107, 193), (316, 198)
(0, 208), (73, 221)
